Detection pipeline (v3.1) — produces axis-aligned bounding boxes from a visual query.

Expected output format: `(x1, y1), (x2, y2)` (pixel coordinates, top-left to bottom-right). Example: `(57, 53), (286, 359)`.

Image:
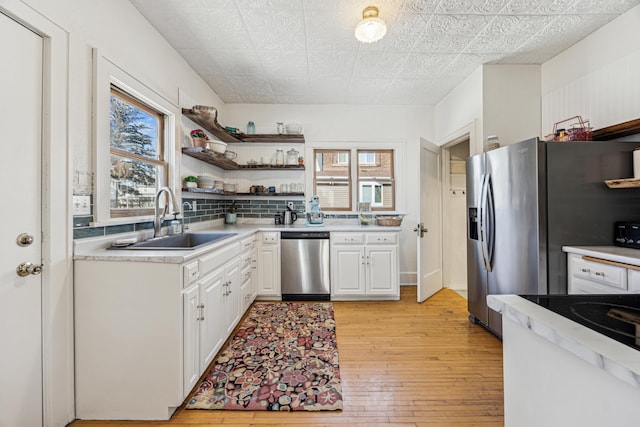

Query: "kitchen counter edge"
(74, 223), (402, 263)
(563, 245), (640, 267)
(488, 294), (640, 390)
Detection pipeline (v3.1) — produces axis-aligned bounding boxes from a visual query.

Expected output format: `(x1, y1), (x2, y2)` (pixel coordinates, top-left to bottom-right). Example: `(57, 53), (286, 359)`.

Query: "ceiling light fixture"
(354, 6), (387, 44)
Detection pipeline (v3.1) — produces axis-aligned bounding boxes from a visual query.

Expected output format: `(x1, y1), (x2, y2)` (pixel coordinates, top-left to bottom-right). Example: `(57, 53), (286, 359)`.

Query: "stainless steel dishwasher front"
(280, 231), (330, 301)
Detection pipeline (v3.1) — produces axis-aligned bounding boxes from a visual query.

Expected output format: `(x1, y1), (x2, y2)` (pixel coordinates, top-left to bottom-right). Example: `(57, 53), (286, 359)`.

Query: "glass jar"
(246, 121), (255, 134)
(286, 147), (299, 165)
(276, 122), (285, 134)
(275, 149), (284, 165)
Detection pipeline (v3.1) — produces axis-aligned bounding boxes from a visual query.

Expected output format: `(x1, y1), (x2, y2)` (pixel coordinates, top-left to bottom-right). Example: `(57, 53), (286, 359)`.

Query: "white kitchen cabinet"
(75, 239), (241, 420)
(330, 231), (399, 300)
(256, 232), (281, 299)
(567, 253), (640, 294)
(222, 258), (241, 336)
(239, 234), (258, 311)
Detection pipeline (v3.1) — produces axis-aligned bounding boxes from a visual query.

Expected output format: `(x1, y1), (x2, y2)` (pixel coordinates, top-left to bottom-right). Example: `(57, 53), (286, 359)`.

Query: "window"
(313, 148), (395, 212)
(109, 86), (167, 218)
(314, 149), (351, 211)
(92, 54), (178, 225)
(357, 150), (394, 210)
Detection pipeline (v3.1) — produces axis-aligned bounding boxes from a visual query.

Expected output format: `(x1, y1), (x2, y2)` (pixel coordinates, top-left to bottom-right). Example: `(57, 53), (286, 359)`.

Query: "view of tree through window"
(109, 86), (166, 217)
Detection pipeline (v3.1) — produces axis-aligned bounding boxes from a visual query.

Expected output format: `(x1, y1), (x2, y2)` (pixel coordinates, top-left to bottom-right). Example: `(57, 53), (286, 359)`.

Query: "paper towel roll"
(634, 148), (640, 179)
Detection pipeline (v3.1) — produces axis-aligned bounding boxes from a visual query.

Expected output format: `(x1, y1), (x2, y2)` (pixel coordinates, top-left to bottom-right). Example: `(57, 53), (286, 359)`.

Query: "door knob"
(16, 233), (34, 247)
(16, 261), (43, 277)
(413, 223), (428, 238)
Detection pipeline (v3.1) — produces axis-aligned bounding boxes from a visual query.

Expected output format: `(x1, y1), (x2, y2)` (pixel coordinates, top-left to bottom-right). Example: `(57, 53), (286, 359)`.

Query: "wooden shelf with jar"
(182, 105), (305, 144)
(182, 147), (305, 171)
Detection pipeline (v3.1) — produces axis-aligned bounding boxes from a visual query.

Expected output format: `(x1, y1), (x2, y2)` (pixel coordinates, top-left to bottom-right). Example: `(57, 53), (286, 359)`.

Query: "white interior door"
(417, 139), (443, 302)
(0, 11), (44, 427)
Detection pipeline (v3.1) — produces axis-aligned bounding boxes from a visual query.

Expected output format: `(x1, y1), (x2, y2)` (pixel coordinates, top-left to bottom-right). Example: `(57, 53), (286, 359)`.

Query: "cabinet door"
(182, 284), (200, 394)
(366, 246), (398, 295)
(199, 268), (225, 372)
(250, 246), (258, 300)
(331, 245), (366, 296)
(224, 259), (242, 336)
(257, 245), (281, 297)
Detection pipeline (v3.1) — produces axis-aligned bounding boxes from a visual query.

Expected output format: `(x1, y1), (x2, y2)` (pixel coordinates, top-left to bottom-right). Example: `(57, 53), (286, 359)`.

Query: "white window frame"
(92, 51), (180, 225)
(307, 141), (404, 214)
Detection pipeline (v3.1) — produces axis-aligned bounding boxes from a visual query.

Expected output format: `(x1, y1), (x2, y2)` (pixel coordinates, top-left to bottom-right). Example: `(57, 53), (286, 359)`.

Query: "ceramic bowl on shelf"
(208, 140), (227, 154)
(197, 175), (214, 188)
(224, 150), (237, 160)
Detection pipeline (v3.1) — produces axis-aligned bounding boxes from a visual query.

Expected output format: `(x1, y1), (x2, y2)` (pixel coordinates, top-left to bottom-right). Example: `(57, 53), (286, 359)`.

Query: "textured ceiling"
(130, 0), (640, 105)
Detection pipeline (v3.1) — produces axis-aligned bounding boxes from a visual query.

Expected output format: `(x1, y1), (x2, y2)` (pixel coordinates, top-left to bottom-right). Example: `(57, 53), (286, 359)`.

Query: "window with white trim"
(109, 86), (167, 218)
(93, 54), (178, 225)
(313, 148), (395, 212)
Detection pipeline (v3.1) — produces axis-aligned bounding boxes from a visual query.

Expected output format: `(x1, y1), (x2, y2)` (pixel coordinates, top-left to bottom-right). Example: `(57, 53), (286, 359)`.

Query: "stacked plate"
(197, 175), (215, 188)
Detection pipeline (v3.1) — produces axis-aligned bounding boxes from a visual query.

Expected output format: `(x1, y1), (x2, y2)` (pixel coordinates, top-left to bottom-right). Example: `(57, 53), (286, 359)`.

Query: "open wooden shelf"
(182, 147), (305, 171)
(182, 147), (239, 170)
(182, 105), (305, 143)
(604, 178), (640, 189)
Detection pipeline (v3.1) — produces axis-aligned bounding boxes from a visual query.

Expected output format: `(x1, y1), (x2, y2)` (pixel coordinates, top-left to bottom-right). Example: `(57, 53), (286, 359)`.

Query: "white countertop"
(563, 245), (640, 267)
(488, 294), (640, 390)
(73, 220), (401, 263)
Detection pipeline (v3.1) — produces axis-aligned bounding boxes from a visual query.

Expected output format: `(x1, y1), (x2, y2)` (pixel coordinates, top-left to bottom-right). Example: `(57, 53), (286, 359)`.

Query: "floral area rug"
(186, 302), (343, 411)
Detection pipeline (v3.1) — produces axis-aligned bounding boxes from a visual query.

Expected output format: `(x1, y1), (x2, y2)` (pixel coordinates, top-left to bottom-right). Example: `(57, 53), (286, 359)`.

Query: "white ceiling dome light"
(354, 6), (387, 44)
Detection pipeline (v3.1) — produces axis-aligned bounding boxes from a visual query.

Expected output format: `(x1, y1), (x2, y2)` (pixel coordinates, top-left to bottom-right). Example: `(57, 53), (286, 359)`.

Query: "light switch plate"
(73, 195), (91, 216)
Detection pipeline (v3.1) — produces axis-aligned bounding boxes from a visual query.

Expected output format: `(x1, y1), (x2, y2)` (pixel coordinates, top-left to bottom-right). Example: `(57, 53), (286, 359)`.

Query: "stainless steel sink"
(112, 232), (237, 250)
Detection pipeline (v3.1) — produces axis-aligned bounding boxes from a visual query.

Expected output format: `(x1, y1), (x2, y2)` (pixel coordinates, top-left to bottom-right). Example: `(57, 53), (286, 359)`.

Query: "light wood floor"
(70, 287), (504, 427)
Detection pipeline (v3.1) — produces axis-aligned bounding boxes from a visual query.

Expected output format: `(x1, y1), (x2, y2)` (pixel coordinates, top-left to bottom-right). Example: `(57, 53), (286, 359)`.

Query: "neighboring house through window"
(313, 148), (395, 212)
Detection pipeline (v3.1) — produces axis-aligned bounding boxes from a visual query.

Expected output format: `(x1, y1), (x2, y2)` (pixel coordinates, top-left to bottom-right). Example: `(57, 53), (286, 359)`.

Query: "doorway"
(442, 138), (470, 298)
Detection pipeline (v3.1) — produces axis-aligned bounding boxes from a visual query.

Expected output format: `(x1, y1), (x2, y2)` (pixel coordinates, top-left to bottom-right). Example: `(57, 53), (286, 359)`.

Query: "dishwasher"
(280, 231), (331, 301)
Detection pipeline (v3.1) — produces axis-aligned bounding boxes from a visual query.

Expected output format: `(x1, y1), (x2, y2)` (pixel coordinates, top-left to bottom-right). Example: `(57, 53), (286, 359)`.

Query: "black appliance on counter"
(615, 222), (640, 249)
(522, 294), (640, 351)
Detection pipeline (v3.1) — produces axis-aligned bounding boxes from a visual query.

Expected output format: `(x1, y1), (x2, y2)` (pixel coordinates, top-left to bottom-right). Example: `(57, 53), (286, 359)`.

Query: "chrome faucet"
(154, 186), (180, 238)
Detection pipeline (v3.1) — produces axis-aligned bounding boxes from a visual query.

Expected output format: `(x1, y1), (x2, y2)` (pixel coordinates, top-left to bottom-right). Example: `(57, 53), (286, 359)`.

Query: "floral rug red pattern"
(186, 302), (343, 411)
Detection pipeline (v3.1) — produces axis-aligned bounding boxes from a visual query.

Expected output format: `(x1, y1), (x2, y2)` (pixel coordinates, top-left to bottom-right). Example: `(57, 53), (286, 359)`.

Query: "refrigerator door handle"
(480, 174), (493, 272)
(485, 175), (495, 271)
(479, 174), (489, 271)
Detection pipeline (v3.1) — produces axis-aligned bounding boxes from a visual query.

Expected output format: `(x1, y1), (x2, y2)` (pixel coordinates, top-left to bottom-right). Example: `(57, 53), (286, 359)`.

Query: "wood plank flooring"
(70, 287), (504, 427)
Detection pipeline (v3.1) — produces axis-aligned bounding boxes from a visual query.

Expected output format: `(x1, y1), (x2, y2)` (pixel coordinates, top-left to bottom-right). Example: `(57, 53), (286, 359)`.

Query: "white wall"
(541, 4), (640, 133)
(23, 0), (225, 185)
(435, 67), (483, 152)
(483, 64), (541, 145)
(223, 103), (435, 281)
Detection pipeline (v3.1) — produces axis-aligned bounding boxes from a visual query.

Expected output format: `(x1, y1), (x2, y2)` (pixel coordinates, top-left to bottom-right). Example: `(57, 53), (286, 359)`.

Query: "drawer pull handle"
(581, 268), (590, 273)
(595, 272), (605, 277)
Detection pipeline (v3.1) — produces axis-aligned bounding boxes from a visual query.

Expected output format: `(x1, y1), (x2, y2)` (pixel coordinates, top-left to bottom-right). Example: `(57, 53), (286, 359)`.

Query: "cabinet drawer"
(331, 233), (364, 244)
(628, 269), (640, 293)
(570, 255), (627, 290)
(569, 276), (628, 294)
(183, 261), (199, 288)
(199, 242), (240, 277)
(240, 234), (257, 250)
(366, 233), (397, 245)
(261, 232), (279, 245)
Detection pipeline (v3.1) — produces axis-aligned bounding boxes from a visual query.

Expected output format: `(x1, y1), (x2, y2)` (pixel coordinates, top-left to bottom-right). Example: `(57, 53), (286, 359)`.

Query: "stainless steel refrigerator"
(466, 137), (640, 337)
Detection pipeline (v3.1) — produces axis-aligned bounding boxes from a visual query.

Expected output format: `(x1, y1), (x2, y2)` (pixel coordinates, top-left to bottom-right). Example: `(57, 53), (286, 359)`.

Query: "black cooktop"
(520, 294), (640, 351)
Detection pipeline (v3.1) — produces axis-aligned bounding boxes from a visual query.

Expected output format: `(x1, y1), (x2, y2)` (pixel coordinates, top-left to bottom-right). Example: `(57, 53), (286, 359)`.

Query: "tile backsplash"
(74, 197), (311, 239)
